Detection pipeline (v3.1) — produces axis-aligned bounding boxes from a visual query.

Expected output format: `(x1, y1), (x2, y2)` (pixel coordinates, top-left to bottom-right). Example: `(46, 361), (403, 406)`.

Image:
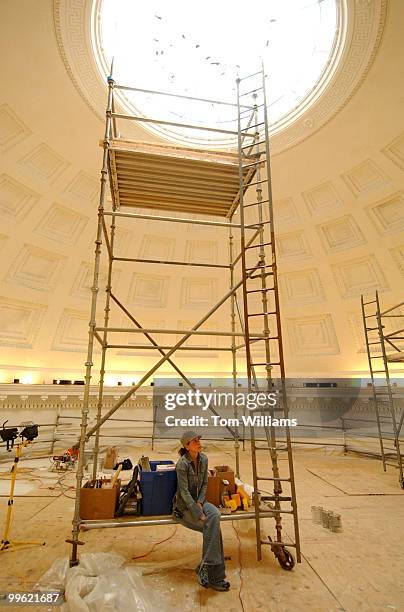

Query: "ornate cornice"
(53, 0), (387, 155)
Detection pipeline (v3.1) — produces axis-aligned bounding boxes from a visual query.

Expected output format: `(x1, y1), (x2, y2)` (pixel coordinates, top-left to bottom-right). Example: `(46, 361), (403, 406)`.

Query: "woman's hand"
(197, 502), (206, 522)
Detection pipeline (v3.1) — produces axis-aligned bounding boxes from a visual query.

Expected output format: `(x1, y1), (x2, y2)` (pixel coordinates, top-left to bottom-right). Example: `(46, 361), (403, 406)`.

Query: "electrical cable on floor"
(56, 471), (78, 499)
(232, 521), (245, 612)
(131, 526), (178, 560)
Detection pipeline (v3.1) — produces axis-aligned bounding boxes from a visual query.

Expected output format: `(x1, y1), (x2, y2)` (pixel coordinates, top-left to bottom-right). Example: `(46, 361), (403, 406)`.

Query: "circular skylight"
(96, 0), (338, 147)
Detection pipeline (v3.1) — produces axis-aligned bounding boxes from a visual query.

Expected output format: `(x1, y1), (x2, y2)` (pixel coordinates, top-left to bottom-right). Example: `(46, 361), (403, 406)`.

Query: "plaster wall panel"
(317, 214), (366, 253)
(381, 131), (404, 170)
(0, 296), (47, 348)
(0, 174), (39, 222)
(277, 230), (312, 261)
(4, 244), (67, 292)
(341, 159), (388, 196)
(128, 273), (169, 308)
(177, 320), (216, 348)
(187, 214), (219, 234)
(331, 255), (389, 299)
(138, 234), (175, 261)
(347, 312), (366, 353)
(65, 171), (98, 202)
(185, 240), (218, 264)
(52, 309), (90, 352)
(389, 245), (404, 277)
(180, 277), (218, 310)
(116, 317), (166, 354)
(70, 261), (121, 299)
(18, 143), (69, 184)
(112, 226), (133, 256)
(34, 203), (88, 244)
(126, 318), (165, 346)
(366, 192), (404, 234)
(279, 269), (325, 304)
(302, 182), (343, 216)
(274, 198), (299, 226)
(287, 314), (340, 356)
(0, 103), (31, 152)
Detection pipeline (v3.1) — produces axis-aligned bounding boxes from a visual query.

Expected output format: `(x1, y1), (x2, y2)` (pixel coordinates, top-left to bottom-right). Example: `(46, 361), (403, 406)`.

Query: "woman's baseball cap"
(180, 430), (201, 447)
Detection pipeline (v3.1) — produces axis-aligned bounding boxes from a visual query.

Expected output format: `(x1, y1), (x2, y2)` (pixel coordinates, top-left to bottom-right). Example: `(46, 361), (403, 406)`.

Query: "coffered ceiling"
(0, 0), (403, 383)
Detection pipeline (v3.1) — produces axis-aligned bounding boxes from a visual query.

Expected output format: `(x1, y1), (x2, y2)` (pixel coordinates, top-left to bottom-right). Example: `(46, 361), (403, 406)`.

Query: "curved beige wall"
(0, 0), (402, 384)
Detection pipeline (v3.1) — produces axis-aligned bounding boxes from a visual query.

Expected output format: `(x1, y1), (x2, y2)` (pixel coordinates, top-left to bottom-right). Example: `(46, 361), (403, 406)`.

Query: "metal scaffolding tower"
(67, 65), (301, 569)
(361, 291), (404, 488)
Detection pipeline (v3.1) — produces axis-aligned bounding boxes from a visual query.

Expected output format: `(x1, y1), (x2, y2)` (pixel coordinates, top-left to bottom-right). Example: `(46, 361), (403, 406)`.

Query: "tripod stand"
(0, 440), (46, 552)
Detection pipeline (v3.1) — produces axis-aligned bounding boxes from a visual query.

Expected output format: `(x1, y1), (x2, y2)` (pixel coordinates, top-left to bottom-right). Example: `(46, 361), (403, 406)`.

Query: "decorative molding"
(0, 296), (47, 348)
(112, 226), (133, 256)
(0, 103), (32, 152)
(287, 314), (340, 356)
(53, 0), (388, 154)
(187, 214), (219, 233)
(34, 202), (89, 244)
(316, 214), (366, 253)
(274, 0), (388, 153)
(341, 158), (388, 196)
(277, 230), (312, 261)
(138, 234), (175, 261)
(52, 308), (90, 352)
(128, 273), (169, 308)
(347, 312), (366, 354)
(70, 261), (120, 299)
(65, 171), (99, 202)
(177, 320), (216, 349)
(180, 277), (218, 309)
(0, 174), (40, 223)
(185, 240), (218, 264)
(279, 269), (326, 305)
(116, 317), (166, 354)
(4, 244), (67, 292)
(331, 254), (389, 298)
(274, 198), (299, 226)
(389, 245), (404, 278)
(366, 192), (404, 235)
(18, 143), (69, 184)
(381, 131), (404, 171)
(302, 181), (343, 217)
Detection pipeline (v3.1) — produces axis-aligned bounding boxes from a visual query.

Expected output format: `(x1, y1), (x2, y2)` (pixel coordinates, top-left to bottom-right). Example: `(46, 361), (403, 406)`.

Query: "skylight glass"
(97, 0), (338, 146)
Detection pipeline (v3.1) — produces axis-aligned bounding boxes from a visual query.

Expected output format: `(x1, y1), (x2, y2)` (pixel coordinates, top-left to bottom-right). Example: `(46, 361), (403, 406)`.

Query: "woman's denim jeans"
(174, 501), (226, 581)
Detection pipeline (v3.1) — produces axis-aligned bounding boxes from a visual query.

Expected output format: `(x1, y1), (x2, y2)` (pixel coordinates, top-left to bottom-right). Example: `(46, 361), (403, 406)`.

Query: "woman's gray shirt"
(173, 452), (208, 520)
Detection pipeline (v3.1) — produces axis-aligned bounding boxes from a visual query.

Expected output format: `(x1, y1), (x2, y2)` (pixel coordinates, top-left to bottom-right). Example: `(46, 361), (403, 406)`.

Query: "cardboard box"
(80, 479), (120, 520)
(206, 475), (222, 506)
(104, 447), (118, 470)
(206, 466), (236, 506)
(214, 465), (236, 495)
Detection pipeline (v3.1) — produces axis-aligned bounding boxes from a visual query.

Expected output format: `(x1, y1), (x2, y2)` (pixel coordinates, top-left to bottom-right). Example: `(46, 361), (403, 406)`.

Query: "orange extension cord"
(132, 525), (178, 560)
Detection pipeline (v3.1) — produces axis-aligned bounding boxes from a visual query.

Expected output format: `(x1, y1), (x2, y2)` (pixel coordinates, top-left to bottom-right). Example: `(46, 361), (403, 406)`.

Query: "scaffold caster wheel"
(276, 547), (295, 571)
(268, 537), (295, 570)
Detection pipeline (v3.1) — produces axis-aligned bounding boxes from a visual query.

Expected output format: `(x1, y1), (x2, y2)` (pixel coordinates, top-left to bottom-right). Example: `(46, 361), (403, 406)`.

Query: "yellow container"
(231, 493), (241, 508)
(237, 485), (250, 507)
(225, 499), (237, 512)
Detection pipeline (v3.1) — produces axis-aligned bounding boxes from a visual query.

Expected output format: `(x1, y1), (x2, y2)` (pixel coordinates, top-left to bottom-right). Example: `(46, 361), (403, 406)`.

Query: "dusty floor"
(0, 441), (403, 612)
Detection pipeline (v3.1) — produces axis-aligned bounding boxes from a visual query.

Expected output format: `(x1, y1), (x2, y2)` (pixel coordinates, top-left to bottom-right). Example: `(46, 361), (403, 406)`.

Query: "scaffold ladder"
(361, 291), (404, 488)
(236, 67), (301, 565)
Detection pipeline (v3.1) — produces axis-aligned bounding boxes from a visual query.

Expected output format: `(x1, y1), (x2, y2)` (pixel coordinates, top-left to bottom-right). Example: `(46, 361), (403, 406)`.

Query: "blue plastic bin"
(140, 460), (177, 516)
